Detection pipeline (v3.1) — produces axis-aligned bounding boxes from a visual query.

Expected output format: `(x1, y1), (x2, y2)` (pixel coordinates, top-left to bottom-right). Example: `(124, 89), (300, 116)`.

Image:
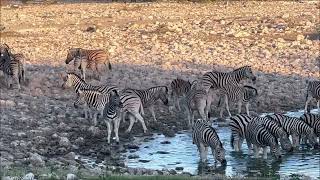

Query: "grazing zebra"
(251, 117), (293, 152)
(65, 48), (112, 81)
(184, 87), (219, 127)
(170, 78), (197, 111)
(102, 90), (123, 144)
(192, 119), (227, 165)
(62, 73), (118, 118)
(0, 44), (25, 89)
(74, 89), (115, 126)
(229, 114), (252, 152)
(217, 85), (258, 118)
(200, 66), (257, 92)
(245, 120), (281, 159)
(304, 80), (320, 113)
(300, 113), (320, 142)
(267, 114), (318, 148)
(121, 86), (169, 122)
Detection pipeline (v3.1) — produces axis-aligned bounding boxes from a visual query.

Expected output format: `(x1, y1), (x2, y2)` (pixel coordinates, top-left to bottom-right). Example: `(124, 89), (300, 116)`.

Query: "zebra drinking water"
(65, 48), (112, 81)
(192, 119), (227, 165)
(245, 120), (282, 160)
(267, 114), (318, 148)
(304, 80), (320, 113)
(217, 85), (258, 118)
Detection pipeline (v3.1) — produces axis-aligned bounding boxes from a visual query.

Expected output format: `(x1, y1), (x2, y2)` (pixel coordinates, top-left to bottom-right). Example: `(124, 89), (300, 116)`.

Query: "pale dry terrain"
(0, 1), (320, 178)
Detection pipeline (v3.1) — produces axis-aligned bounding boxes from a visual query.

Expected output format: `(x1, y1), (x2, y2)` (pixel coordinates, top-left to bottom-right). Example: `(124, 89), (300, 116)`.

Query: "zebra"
(300, 113), (320, 143)
(200, 65), (257, 92)
(229, 114), (253, 152)
(192, 119), (227, 165)
(0, 44), (25, 89)
(74, 89), (114, 126)
(245, 120), (281, 159)
(61, 73), (118, 119)
(217, 85), (258, 118)
(304, 80), (320, 113)
(267, 114), (318, 148)
(102, 90), (123, 144)
(121, 86), (169, 122)
(170, 78), (197, 111)
(251, 116), (293, 152)
(65, 48), (112, 81)
(184, 87), (220, 127)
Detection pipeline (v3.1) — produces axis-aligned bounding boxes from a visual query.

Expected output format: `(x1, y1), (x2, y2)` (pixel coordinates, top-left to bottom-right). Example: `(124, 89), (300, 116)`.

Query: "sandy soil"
(0, 0), (319, 178)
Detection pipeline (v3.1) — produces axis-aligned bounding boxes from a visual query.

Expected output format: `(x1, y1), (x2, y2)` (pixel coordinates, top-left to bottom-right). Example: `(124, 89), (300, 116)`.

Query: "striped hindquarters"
(300, 113), (320, 136)
(229, 114), (252, 138)
(170, 78), (192, 97)
(76, 89), (110, 111)
(120, 92), (144, 115)
(185, 88), (207, 111)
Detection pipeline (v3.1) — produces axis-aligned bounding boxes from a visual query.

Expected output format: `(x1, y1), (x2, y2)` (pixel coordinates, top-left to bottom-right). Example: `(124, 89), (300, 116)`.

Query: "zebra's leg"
(225, 96), (232, 117)
(253, 145), (259, 158)
(105, 120), (111, 144)
(317, 100), (320, 112)
(204, 146), (209, 162)
(114, 117), (121, 144)
(292, 134), (300, 148)
(92, 111), (98, 126)
(149, 105), (157, 121)
(304, 98), (311, 113)
(199, 143), (206, 163)
(198, 105), (206, 121)
(125, 114), (135, 133)
(204, 96), (212, 120)
(247, 141), (252, 155)
(245, 103), (250, 116)
(262, 147), (268, 159)
(237, 101), (242, 114)
(134, 113), (147, 133)
(233, 135), (239, 151)
(239, 137), (244, 151)
(187, 109), (192, 127)
(14, 74), (20, 89)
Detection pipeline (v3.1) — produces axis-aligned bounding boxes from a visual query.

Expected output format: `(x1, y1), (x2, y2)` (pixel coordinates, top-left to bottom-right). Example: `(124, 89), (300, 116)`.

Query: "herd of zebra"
(1, 44), (320, 165)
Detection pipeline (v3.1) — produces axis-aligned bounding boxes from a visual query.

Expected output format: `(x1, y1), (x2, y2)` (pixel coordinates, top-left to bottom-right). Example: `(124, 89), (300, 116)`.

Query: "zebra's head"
(213, 142), (227, 166)
(279, 130), (293, 152)
(158, 86), (169, 105)
(109, 90), (123, 108)
(235, 65), (256, 83)
(305, 128), (318, 148)
(61, 73), (73, 89)
(0, 43), (11, 62)
(65, 48), (81, 64)
(270, 138), (282, 159)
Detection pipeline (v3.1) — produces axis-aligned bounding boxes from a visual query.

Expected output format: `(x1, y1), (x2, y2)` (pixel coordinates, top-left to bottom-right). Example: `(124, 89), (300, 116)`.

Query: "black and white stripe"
(170, 78), (196, 111)
(200, 66), (256, 92)
(102, 90), (123, 144)
(267, 114), (318, 148)
(121, 86), (168, 133)
(192, 119), (227, 165)
(300, 113), (320, 142)
(304, 80), (320, 113)
(218, 85), (258, 118)
(245, 120), (281, 159)
(229, 114), (252, 152)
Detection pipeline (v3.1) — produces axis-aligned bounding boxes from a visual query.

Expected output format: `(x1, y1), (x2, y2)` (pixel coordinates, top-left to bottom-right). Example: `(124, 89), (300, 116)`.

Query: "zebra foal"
(65, 48), (112, 81)
(304, 80), (320, 113)
(192, 119), (227, 165)
(218, 85), (258, 118)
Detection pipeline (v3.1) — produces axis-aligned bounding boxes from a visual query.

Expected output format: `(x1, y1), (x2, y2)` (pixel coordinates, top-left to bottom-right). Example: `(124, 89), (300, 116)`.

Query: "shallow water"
(124, 109), (320, 179)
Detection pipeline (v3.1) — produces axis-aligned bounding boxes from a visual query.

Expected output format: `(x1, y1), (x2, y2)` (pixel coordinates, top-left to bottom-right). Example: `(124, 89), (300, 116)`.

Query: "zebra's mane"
(67, 72), (86, 83)
(207, 125), (223, 148)
(233, 65), (251, 72)
(146, 86), (168, 93)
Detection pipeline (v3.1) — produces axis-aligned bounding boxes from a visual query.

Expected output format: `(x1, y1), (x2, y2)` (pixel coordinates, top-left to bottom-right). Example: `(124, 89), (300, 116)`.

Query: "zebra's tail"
(139, 101), (145, 115)
(217, 96), (222, 107)
(230, 133), (234, 149)
(108, 61), (112, 70)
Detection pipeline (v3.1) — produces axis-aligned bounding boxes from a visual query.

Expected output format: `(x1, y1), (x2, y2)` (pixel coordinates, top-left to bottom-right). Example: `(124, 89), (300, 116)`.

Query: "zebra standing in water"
(102, 90), (123, 144)
(74, 89), (116, 126)
(65, 48), (112, 81)
(121, 86), (169, 133)
(170, 78), (197, 111)
(245, 120), (281, 159)
(0, 44), (25, 89)
(300, 113), (320, 142)
(217, 85), (258, 118)
(61, 73), (118, 119)
(229, 114), (253, 152)
(304, 80), (320, 113)
(267, 114), (318, 148)
(192, 119), (227, 165)
(250, 116), (293, 152)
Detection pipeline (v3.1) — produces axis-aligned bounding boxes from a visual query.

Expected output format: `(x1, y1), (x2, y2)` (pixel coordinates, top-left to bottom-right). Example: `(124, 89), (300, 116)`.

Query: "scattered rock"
(66, 173), (77, 180)
(128, 154), (139, 159)
(138, 159), (151, 163)
(160, 141), (171, 144)
(29, 153), (45, 167)
(59, 137), (71, 148)
(22, 173), (35, 180)
(127, 144), (139, 150)
(175, 167), (184, 171)
(156, 151), (170, 154)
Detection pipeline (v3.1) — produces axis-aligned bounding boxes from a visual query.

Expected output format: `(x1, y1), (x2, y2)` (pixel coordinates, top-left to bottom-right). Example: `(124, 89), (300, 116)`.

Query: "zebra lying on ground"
(200, 65), (257, 92)
(251, 116), (293, 152)
(229, 114), (252, 152)
(170, 78), (197, 111)
(102, 90), (123, 144)
(61, 73), (118, 121)
(0, 44), (26, 89)
(300, 113), (320, 143)
(245, 119), (282, 159)
(217, 85), (258, 118)
(65, 48), (112, 81)
(267, 114), (319, 148)
(192, 119), (227, 165)
(304, 80), (320, 113)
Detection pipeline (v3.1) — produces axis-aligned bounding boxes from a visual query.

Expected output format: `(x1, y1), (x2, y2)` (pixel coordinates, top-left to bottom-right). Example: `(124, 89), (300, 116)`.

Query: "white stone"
(66, 174), (77, 180)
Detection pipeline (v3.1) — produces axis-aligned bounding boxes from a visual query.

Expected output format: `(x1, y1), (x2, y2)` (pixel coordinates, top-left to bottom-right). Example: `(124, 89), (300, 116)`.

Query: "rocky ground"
(0, 0), (320, 179)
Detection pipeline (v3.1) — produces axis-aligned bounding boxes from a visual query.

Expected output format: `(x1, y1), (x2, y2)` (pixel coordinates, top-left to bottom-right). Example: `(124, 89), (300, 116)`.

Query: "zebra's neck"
(73, 76), (92, 93)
